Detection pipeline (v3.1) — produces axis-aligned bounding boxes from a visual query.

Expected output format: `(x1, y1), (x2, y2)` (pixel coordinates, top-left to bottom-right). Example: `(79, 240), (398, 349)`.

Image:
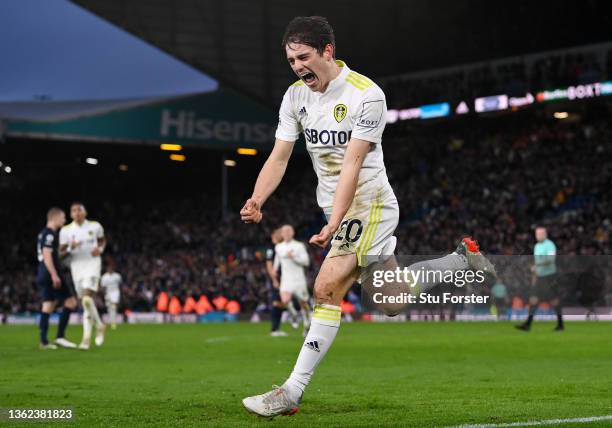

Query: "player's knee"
(65, 297), (77, 310)
(41, 302), (54, 313)
(314, 279), (339, 305)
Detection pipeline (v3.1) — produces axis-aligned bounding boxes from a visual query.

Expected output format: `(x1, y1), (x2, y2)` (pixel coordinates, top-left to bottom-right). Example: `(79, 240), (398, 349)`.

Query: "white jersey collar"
(320, 59), (349, 98)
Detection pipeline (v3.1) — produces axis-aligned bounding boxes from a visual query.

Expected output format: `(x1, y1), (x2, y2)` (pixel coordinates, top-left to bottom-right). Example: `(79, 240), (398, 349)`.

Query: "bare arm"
(59, 244), (70, 259)
(310, 138), (371, 247)
(265, 260), (279, 288)
(92, 237), (106, 257)
(293, 243), (310, 267)
(42, 248), (61, 288)
(240, 139), (295, 223)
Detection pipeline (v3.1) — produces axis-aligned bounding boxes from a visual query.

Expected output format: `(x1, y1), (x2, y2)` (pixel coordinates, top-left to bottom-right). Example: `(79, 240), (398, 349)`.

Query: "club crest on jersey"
(333, 104), (347, 123)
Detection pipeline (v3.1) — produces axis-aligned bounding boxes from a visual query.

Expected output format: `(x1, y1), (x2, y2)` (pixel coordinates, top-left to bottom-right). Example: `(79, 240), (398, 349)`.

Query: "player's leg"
(109, 302), (118, 329)
(76, 280), (93, 349)
(39, 300), (57, 350)
(295, 285), (312, 336)
(105, 291), (118, 329)
(243, 254), (358, 417)
(299, 299), (311, 333)
(270, 304), (287, 336)
(81, 287), (105, 347)
(547, 274), (564, 331)
(77, 276), (104, 348)
(37, 274), (58, 349)
(270, 287), (286, 336)
(516, 295), (539, 331)
(80, 275), (105, 345)
(285, 256), (357, 397)
(361, 236), (495, 316)
(551, 296), (563, 331)
(280, 290), (299, 328)
(55, 292), (78, 349)
(88, 277), (103, 326)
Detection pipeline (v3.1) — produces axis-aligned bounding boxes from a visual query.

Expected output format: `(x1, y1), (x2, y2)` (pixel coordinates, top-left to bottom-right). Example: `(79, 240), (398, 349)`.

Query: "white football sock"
(81, 296), (94, 342)
(82, 295), (103, 327)
(109, 304), (117, 325)
(284, 304), (341, 401)
(408, 253), (469, 292)
(286, 300), (299, 320)
(90, 299), (103, 327)
(301, 305), (311, 329)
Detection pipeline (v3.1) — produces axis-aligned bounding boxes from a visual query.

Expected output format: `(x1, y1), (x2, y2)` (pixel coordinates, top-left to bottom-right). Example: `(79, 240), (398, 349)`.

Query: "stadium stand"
(1, 108), (610, 319)
(380, 42), (612, 109)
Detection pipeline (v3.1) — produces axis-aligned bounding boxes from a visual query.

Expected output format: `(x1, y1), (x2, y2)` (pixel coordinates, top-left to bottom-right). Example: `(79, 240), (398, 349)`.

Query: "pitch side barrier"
(3, 255), (610, 325)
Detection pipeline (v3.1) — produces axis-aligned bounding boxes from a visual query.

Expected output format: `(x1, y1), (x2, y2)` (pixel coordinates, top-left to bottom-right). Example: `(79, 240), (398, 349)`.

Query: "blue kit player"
(37, 207), (78, 350)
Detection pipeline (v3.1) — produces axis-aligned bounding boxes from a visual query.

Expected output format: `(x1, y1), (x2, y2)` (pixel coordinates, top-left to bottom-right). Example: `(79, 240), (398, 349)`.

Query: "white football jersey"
(59, 219), (104, 264)
(275, 60), (393, 211)
(101, 272), (122, 293)
(274, 240), (310, 287)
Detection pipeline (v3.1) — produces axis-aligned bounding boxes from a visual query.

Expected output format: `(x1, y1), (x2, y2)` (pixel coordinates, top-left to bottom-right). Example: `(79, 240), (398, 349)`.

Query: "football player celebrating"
(240, 16), (495, 416)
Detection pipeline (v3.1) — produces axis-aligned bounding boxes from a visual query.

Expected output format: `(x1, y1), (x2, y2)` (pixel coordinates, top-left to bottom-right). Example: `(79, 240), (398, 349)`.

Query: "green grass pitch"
(1, 322), (612, 427)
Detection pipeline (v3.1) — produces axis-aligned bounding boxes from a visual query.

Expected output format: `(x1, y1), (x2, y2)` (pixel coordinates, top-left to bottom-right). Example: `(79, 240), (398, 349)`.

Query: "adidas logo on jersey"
(298, 106), (308, 116)
(304, 340), (320, 352)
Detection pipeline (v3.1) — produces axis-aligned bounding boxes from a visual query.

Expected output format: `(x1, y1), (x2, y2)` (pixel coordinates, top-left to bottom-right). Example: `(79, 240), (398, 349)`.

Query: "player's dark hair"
(47, 207), (64, 220)
(282, 16), (335, 56)
(71, 201), (85, 209)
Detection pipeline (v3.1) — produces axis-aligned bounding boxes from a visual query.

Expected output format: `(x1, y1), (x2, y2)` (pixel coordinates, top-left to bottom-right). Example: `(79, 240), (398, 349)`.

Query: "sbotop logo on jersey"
(304, 128), (352, 145)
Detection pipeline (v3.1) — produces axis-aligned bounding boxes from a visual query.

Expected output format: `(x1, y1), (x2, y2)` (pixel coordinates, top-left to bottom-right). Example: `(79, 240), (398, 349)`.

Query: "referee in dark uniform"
(516, 227), (564, 331)
(37, 208), (78, 349)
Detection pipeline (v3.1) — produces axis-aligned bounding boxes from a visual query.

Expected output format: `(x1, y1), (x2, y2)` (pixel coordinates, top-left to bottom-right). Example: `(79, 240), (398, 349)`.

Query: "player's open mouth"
(300, 72), (317, 86)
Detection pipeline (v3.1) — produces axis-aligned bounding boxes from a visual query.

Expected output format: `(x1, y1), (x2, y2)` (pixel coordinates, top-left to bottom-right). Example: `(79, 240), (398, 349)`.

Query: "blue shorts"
(37, 270), (72, 303)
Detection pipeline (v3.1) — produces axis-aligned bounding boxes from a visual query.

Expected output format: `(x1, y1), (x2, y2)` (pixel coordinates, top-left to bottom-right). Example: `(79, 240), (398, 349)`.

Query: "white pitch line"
(447, 415), (612, 428)
(204, 336), (231, 343)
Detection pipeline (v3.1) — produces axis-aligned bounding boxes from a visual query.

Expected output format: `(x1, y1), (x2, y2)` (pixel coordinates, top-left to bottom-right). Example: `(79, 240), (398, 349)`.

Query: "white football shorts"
(279, 281), (310, 302)
(326, 187), (399, 270)
(105, 290), (120, 305)
(71, 259), (101, 297)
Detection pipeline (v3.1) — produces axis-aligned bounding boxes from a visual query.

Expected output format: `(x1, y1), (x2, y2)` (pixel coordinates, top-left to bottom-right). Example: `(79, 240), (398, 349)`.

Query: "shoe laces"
(262, 385), (288, 407)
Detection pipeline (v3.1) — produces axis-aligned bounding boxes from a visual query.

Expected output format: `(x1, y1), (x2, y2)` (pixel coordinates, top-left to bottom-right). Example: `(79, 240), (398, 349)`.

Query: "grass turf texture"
(1, 322), (611, 427)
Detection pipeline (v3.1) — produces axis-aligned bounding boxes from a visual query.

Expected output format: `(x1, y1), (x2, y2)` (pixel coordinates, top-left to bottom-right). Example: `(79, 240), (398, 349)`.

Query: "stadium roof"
(0, 90), (276, 150)
(0, 97), (159, 122)
(71, 0), (612, 108)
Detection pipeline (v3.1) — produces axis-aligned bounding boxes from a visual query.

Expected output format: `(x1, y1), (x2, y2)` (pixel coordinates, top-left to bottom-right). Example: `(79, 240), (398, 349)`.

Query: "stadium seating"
(0, 113), (610, 318)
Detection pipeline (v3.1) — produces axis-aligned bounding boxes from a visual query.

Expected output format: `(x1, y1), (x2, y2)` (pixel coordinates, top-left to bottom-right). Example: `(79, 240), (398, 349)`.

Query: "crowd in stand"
(1, 111), (611, 317)
(382, 48), (612, 108)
